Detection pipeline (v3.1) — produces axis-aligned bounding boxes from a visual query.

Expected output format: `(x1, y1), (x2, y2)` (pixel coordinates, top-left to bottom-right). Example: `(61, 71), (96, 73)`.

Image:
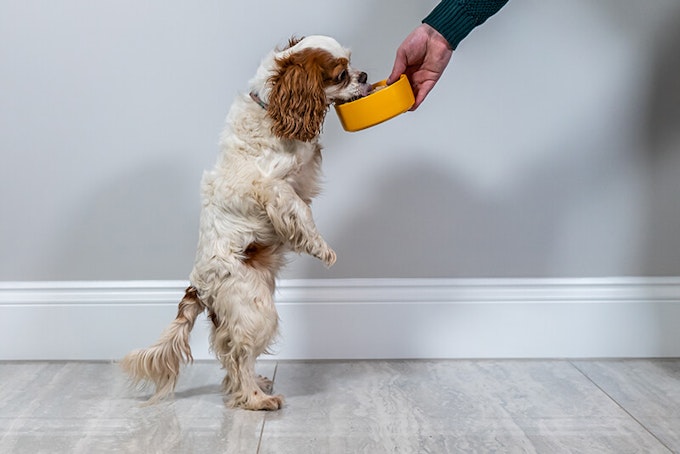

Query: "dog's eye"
(336, 70), (348, 83)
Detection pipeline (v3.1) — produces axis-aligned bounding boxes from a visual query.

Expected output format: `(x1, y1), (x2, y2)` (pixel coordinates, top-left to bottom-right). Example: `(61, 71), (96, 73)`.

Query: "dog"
(121, 36), (371, 411)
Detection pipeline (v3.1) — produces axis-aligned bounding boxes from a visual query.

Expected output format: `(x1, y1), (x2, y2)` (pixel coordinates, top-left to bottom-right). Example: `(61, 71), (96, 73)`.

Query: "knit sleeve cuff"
(423, 0), (509, 50)
(422, 1), (476, 50)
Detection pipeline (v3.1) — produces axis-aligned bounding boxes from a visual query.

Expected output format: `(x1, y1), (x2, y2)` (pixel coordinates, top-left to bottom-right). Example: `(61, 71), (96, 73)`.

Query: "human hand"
(387, 24), (453, 111)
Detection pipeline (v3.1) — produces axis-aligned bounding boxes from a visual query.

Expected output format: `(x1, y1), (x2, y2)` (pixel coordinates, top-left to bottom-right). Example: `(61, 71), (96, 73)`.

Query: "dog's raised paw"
(321, 248), (336, 268)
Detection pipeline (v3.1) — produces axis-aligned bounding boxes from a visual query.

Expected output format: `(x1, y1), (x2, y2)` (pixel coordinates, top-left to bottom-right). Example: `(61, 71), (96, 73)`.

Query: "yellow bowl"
(334, 74), (415, 132)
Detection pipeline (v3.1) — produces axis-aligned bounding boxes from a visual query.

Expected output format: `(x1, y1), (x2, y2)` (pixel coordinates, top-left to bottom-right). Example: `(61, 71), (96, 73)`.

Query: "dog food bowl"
(334, 74), (415, 132)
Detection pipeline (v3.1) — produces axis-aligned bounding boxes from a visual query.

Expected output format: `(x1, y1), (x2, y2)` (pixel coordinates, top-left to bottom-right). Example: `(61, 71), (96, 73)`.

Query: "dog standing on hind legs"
(120, 36), (371, 411)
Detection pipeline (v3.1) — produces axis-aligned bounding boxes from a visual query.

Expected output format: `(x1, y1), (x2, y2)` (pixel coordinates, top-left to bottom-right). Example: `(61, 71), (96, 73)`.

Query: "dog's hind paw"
(230, 391), (284, 411)
(243, 395), (283, 411)
(253, 394), (283, 411)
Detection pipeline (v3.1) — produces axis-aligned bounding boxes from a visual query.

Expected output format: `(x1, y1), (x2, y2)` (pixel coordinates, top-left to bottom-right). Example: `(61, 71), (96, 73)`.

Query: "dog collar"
(249, 91), (268, 110)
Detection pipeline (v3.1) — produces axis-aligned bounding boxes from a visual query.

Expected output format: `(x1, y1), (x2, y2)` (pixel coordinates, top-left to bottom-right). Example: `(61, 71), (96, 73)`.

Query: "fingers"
(410, 81), (434, 111)
(388, 48), (407, 85)
(410, 92), (426, 111)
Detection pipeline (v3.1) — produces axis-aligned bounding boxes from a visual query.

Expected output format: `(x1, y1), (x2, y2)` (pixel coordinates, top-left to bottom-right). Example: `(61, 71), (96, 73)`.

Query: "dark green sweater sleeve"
(423, 0), (509, 50)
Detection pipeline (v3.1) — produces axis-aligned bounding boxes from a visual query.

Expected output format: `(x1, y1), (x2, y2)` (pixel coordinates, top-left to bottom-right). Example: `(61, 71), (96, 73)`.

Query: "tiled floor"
(0, 360), (678, 453)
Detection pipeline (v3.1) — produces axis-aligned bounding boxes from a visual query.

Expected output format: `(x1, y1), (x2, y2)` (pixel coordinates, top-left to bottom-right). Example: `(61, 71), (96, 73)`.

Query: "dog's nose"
(358, 72), (368, 84)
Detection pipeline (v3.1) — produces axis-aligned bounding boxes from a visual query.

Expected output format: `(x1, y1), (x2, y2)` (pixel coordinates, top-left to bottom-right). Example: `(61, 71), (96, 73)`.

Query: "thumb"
(387, 50), (407, 85)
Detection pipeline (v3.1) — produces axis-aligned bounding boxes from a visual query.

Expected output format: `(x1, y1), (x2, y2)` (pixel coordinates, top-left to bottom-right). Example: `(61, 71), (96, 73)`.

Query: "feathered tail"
(121, 286), (204, 403)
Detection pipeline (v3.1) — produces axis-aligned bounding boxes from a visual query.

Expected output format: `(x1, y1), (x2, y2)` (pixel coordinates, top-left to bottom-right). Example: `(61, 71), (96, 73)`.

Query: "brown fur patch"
(177, 286), (201, 322)
(208, 310), (220, 328)
(242, 242), (275, 270)
(184, 286), (199, 300)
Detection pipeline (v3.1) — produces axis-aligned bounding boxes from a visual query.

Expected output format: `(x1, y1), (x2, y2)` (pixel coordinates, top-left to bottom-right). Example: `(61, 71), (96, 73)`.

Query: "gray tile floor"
(0, 360), (678, 453)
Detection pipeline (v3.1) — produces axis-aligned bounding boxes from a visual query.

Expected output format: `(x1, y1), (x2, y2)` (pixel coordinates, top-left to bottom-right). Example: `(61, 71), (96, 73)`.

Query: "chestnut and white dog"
(121, 36), (370, 411)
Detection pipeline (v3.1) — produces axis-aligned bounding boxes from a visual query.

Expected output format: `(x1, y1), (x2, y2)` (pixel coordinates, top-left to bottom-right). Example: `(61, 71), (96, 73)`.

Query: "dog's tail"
(121, 286), (204, 403)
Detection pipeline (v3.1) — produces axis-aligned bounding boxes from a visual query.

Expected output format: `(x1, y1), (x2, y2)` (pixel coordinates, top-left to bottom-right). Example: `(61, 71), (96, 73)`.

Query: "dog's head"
(249, 36), (371, 142)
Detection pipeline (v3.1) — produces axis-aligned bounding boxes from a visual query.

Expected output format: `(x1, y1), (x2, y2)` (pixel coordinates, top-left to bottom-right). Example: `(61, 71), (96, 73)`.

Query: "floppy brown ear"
(267, 49), (328, 142)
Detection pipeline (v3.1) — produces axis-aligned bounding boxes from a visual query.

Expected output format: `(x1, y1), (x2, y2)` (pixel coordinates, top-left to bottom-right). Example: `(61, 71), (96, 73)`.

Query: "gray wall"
(2, 0), (680, 281)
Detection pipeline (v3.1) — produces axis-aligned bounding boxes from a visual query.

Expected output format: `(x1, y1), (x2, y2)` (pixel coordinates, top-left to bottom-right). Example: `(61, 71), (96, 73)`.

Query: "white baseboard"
(1, 278), (680, 360)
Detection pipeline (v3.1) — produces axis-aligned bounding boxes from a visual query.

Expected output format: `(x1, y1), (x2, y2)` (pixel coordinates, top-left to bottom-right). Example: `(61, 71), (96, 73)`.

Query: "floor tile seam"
(256, 361), (279, 453)
(255, 415), (266, 454)
(568, 361), (674, 453)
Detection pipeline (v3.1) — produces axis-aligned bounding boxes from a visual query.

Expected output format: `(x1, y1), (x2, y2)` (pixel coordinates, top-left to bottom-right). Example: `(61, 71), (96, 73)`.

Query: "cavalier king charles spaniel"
(121, 36), (371, 410)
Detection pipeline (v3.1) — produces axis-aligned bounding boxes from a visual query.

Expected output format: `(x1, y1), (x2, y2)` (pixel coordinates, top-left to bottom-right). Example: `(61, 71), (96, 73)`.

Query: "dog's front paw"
(306, 238), (336, 267)
(320, 247), (337, 268)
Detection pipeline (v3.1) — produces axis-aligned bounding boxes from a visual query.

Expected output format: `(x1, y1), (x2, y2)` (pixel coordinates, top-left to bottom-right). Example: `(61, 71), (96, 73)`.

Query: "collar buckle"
(249, 91), (268, 110)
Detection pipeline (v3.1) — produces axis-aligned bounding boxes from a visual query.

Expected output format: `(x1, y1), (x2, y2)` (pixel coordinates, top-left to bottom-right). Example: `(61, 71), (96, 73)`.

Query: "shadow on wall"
(642, 4), (680, 356)
(299, 153), (596, 279)
(642, 3), (680, 277)
(40, 158), (200, 281)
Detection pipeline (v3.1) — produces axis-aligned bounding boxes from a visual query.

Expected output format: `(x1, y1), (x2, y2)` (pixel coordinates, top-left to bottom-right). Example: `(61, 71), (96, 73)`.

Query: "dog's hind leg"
(210, 277), (283, 411)
(218, 351), (274, 395)
(224, 349), (283, 411)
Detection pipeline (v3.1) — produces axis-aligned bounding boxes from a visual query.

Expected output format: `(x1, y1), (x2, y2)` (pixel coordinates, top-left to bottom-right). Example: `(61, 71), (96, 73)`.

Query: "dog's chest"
(292, 143), (321, 198)
(265, 141), (322, 202)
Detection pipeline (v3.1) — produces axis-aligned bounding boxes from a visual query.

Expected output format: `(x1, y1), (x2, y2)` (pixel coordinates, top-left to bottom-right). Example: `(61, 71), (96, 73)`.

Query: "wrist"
(420, 23), (453, 52)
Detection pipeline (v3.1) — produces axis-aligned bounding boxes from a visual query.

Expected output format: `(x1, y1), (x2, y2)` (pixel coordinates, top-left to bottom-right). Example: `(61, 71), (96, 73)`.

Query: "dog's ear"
(267, 49), (328, 142)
